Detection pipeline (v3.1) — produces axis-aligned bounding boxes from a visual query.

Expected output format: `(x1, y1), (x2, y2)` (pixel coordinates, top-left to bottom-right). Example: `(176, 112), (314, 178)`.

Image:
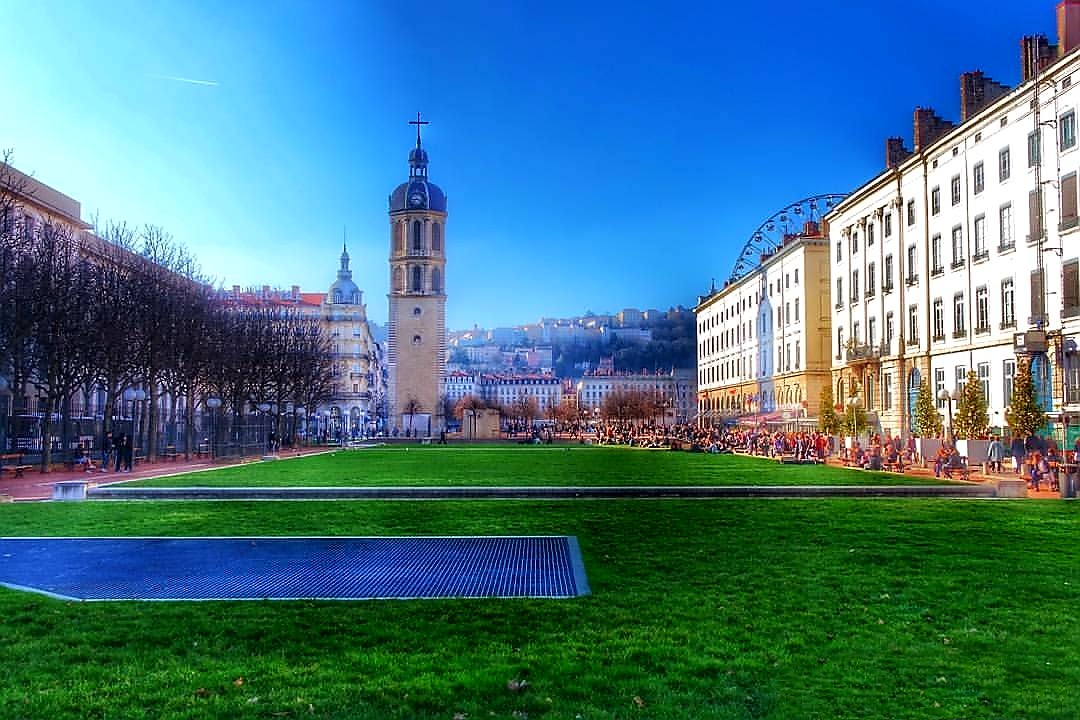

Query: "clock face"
(409, 192), (425, 208)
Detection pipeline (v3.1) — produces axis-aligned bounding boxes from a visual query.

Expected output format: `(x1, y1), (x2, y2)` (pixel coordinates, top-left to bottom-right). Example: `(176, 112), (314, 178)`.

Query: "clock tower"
(387, 113), (447, 436)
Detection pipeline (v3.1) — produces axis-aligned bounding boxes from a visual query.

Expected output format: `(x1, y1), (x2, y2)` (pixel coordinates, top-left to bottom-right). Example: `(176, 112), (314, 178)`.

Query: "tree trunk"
(39, 396), (54, 473)
(147, 372), (159, 461)
(184, 388), (196, 460)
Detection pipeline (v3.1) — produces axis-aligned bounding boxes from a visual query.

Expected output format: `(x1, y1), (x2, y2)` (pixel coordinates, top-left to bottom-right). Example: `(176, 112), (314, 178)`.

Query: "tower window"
(413, 306), (422, 316)
(431, 267), (442, 294)
(411, 265), (423, 292)
(412, 335), (422, 346)
(393, 267), (404, 292)
(412, 221), (423, 254)
(432, 223), (442, 252)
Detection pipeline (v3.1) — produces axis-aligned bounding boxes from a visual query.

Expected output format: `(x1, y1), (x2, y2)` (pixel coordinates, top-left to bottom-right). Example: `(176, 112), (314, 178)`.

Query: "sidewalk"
(825, 455), (1065, 499)
(0, 447), (328, 502)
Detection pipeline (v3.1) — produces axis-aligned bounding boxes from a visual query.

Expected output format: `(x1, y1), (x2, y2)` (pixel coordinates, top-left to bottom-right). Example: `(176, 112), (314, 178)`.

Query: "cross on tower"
(409, 111), (429, 146)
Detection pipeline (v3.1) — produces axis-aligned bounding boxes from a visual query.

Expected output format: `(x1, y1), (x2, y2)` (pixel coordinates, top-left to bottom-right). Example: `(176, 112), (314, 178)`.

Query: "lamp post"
(206, 397), (222, 460)
(847, 393), (861, 440)
(257, 402), (271, 453)
(937, 388), (955, 441)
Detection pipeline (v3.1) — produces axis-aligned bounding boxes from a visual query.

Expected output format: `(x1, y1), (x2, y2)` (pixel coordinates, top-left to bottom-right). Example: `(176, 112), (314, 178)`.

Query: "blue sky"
(0, 1), (1056, 329)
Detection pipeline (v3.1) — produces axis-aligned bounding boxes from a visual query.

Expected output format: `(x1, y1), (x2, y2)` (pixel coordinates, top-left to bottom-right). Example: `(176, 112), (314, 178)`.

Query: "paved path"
(0, 449), (326, 502)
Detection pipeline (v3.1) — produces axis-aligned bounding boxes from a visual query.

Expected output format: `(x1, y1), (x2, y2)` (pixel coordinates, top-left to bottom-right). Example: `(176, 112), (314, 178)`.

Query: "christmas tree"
(818, 384), (841, 434)
(913, 379), (943, 438)
(1005, 358), (1044, 438)
(952, 369), (989, 439)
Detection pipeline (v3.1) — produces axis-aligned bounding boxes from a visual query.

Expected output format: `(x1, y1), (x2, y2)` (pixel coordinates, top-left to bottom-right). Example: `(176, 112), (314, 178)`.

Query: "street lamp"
(206, 396), (222, 459)
(937, 388), (956, 440)
(847, 393), (862, 440)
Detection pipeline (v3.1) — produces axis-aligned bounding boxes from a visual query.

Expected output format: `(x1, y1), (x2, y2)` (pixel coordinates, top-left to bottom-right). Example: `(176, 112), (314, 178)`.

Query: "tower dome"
(327, 244), (361, 305)
(389, 112), (447, 213)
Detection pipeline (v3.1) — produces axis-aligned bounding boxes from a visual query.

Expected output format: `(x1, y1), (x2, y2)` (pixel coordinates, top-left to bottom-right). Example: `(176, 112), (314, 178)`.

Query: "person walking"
(114, 433), (126, 472)
(1009, 434), (1026, 475)
(118, 432), (133, 472)
(100, 431), (114, 474)
(987, 435), (1006, 474)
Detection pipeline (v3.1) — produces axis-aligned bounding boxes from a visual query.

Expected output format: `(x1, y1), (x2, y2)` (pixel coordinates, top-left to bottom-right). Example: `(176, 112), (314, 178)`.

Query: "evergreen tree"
(913, 379), (943, 438)
(818, 384), (841, 434)
(1005, 358), (1045, 438)
(952, 369), (989, 439)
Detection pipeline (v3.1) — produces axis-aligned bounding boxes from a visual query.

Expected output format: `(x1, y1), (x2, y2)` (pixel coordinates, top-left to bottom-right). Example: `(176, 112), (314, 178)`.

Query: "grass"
(2, 497), (1080, 719)
(126, 445), (950, 488)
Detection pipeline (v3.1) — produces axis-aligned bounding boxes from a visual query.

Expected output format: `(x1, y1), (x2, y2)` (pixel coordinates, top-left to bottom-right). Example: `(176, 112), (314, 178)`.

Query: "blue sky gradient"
(0, 1), (1057, 328)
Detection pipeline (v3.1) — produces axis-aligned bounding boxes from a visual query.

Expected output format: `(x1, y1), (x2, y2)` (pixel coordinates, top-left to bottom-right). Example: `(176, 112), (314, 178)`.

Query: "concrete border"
(88, 484), (999, 501)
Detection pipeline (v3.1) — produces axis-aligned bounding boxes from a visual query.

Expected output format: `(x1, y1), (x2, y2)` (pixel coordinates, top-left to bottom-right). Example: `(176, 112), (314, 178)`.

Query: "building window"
(1028, 130), (1041, 168)
(431, 267), (442, 294)
(973, 161), (985, 194)
(867, 221), (875, 246)
(851, 270), (859, 303)
(794, 298), (800, 322)
(836, 242), (841, 263)
(951, 226), (964, 268)
(956, 366), (967, 395)
(795, 341), (801, 370)
(794, 269), (799, 284)
(884, 255), (894, 291)
(885, 312), (895, 347)
(906, 245), (917, 284)
(999, 203), (1014, 250)
(853, 321), (861, 344)
(932, 298), (944, 341)
(935, 367), (946, 409)
(432, 223), (442, 252)
(978, 362), (991, 405)
(973, 215), (987, 259)
(1062, 110), (1077, 150)
(869, 317), (877, 346)
(953, 292), (966, 336)
(785, 302), (790, 324)
(1064, 259), (1080, 318)
(1003, 359), (1017, 408)
(884, 212), (893, 237)
(837, 327), (844, 358)
(883, 372), (893, 411)
(851, 230), (858, 254)
(907, 199), (916, 226)
(1029, 189), (1045, 242)
(908, 304), (919, 344)
(1001, 277), (1015, 328)
(999, 147), (1011, 181)
(1061, 173), (1078, 230)
(866, 262), (876, 297)
(931, 234), (943, 275)
(931, 186), (941, 215)
(836, 277), (843, 309)
(976, 285), (989, 332)
(951, 175), (961, 205)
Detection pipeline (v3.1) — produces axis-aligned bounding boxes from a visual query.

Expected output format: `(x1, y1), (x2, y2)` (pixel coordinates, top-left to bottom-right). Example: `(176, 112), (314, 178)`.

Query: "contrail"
(147, 74), (219, 87)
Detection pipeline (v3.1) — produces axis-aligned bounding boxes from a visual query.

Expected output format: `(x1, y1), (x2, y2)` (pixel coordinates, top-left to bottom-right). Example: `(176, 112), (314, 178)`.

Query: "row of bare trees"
(0, 158), (335, 470)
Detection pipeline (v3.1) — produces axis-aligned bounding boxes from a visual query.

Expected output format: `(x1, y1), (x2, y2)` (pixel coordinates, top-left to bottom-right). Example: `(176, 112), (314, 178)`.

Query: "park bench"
(162, 445), (179, 461)
(0, 452), (33, 478)
(943, 456), (972, 482)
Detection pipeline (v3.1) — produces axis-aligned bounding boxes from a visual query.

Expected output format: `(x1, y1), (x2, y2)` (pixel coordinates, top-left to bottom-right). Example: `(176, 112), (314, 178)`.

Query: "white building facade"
(827, 22), (1080, 439)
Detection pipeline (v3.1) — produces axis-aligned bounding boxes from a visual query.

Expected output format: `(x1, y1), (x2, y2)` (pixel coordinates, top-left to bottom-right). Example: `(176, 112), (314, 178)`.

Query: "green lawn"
(127, 446), (949, 488)
(2, 498), (1079, 719)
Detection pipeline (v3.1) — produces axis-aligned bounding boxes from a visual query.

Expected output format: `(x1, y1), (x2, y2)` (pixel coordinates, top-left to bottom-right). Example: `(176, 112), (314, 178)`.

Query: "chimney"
(802, 220), (821, 237)
(885, 137), (912, 168)
(913, 107), (955, 151)
(1061, 0), (1080, 56)
(960, 71), (1011, 121)
(1021, 34), (1057, 82)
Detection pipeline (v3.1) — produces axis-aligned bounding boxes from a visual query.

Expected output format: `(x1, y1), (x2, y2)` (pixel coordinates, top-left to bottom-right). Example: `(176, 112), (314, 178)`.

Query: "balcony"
(905, 275), (919, 287)
(882, 282), (894, 294)
(906, 336), (921, 347)
(974, 323), (991, 335)
(950, 259), (966, 270)
(931, 266), (944, 278)
(999, 320), (1016, 330)
(865, 290), (876, 299)
(952, 329), (968, 339)
(849, 296), (860, 305)
(932, 333), (946, 343)
(1060, 216), (1079, 232)
(844, 342), (886, 365)
(997, 241), (1015, 253)
(1063, 305), (1080, 320)
(972, 249), (989, 262)
(834, 301), (843, 310)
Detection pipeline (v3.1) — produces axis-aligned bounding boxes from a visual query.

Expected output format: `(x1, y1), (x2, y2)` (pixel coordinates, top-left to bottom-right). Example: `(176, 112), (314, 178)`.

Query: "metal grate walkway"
(0, 536), (590, 601)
